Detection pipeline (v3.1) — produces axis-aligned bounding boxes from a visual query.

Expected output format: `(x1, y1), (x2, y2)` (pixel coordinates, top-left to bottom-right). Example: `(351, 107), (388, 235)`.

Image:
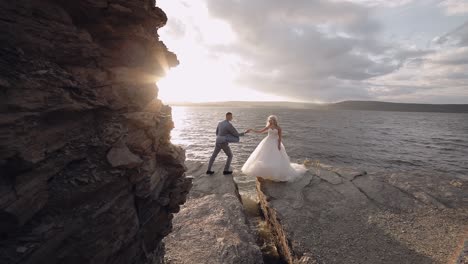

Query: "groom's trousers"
(207, 143), (233, 171)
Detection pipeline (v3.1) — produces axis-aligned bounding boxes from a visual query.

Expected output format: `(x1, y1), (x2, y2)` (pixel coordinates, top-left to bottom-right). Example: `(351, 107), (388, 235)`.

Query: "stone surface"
(164, 162), (264, 264)
(0, 1), (189, 263)
(107, 145), (143, 168)
(456, 240), (468, 264)
(257, 166), (468, 264)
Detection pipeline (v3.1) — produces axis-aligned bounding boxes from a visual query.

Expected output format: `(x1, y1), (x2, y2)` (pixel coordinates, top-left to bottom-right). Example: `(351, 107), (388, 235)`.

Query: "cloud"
(366, 22), (468, 103)
(159, 0), (468, 103)
(204, 0), (428, 101)
(431, 46), (468, 64)
(163, 18), (186, 39)
(439, 0), (468, 15)
(434, 21), (468, 46)
(337, 0), (414, 8)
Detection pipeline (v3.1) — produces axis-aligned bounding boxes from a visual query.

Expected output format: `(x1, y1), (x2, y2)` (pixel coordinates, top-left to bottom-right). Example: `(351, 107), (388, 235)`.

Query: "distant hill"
(170, 100), (468, 113)
(169, 101), (320, 109)
(328, 101), (468, 113)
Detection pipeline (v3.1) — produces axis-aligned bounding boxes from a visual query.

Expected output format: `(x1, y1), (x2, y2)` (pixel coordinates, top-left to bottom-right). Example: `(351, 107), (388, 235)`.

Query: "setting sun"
(157, 53), (239, 103)
(158, 60), (285, 103)
(157, 0), (286, 103)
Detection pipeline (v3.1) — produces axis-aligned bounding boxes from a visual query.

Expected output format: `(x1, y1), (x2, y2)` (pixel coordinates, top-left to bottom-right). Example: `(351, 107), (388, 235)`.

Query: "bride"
(242, 115), (307, 182)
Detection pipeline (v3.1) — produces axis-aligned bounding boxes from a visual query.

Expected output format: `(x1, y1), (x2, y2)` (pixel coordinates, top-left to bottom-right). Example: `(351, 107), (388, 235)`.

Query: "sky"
(157, 0), (468, 104)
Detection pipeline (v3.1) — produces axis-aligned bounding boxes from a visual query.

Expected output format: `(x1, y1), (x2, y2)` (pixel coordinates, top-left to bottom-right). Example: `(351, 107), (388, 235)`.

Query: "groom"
(207, 112), (249, 175)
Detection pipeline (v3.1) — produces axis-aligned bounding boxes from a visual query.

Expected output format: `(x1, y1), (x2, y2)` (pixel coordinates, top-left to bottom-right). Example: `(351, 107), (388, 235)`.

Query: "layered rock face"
(0, 1), (191, 263)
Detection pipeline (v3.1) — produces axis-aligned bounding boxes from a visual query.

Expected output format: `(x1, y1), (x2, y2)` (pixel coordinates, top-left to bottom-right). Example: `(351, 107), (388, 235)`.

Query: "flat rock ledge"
(257, 166), (468, 264)
(164, 161), (263, 264)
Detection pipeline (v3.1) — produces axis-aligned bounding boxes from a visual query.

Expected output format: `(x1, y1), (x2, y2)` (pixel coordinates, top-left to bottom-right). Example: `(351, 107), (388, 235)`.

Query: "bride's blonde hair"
(266, 115), (278, 127)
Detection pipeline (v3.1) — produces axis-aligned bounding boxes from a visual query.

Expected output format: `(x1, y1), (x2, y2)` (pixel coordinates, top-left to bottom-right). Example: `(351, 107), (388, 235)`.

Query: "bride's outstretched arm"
(249, 127), (269, 134)
(277, 127), (282, 150)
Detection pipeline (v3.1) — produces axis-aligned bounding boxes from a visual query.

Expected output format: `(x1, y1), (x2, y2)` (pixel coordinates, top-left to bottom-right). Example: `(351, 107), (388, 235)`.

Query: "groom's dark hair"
(226, 112), (232, 117)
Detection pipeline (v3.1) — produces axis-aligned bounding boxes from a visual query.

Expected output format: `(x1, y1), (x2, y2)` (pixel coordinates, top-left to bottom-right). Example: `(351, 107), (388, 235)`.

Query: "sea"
(170, 106), (468, 199)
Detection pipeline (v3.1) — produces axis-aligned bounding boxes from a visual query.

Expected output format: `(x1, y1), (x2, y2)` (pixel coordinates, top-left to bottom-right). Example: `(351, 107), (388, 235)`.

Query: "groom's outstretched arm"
(227, 123), (244, 137)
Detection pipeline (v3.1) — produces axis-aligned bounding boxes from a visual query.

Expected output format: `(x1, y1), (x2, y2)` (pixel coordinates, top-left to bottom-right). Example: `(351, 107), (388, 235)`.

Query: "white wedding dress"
(242, 128), (307, 182)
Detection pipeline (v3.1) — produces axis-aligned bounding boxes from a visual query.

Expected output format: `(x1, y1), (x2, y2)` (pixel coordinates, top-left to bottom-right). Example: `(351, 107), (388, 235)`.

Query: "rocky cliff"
(0, 1), (191, 263)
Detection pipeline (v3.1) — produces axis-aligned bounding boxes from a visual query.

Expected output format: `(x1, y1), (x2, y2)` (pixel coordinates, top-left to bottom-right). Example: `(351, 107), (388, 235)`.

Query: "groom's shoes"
(206, 170), (215, 175)
(223, 171), (233, 175)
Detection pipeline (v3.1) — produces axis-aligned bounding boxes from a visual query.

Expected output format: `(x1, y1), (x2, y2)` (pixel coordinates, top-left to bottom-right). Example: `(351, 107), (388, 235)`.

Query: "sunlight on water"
(170, 106), (190, 146)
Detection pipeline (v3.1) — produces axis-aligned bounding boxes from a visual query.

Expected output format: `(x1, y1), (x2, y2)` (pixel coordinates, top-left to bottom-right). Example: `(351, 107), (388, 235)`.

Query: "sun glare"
(158, 56), (238, 103)
(156, 0), (286, 103)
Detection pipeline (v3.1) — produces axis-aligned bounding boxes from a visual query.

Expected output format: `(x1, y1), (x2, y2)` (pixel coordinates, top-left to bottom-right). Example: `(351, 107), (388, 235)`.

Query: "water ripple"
(171, 107), (468, 188)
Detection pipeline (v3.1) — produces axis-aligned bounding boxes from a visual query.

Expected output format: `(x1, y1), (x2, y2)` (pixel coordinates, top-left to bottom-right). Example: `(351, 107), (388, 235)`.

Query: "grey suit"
(208, 120), (245, 171)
